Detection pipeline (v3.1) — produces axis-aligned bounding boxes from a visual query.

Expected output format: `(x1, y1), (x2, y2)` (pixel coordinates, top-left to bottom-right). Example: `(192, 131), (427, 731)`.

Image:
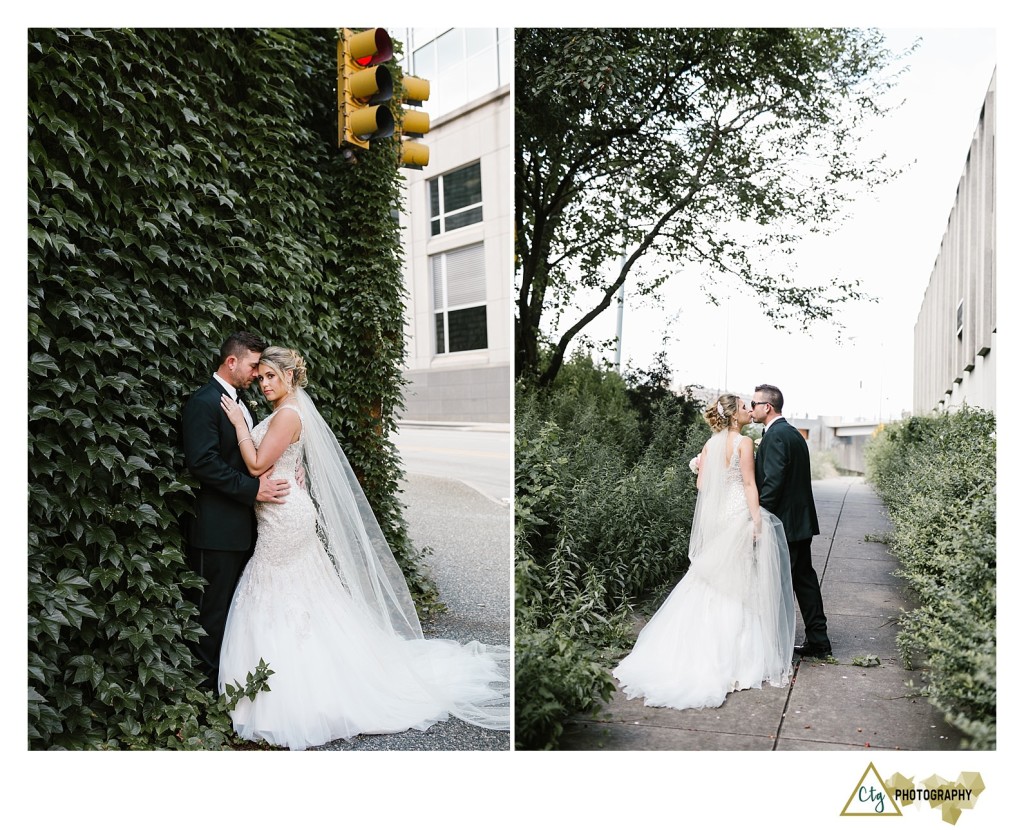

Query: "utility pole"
(723, 300), (729, 392)
(614, 250), (627, 372)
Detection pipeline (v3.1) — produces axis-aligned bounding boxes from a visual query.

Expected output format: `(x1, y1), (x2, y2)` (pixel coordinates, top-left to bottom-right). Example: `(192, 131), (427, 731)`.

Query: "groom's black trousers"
(789, 538), (831, 649)
(187, 546), (252, 692)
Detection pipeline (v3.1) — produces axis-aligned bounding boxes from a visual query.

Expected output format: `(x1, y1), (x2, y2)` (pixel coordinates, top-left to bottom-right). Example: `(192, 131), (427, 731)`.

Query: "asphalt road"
(391, 423), (511, 504)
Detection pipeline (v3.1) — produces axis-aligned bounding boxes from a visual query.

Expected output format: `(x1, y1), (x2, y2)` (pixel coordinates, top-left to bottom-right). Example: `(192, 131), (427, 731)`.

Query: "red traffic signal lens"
(353, 28), (393, 67)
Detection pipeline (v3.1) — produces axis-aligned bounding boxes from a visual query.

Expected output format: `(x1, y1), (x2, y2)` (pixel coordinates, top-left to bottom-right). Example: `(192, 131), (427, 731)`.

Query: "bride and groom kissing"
(614, 385), (831, 710)
(182, 332), (508, 750)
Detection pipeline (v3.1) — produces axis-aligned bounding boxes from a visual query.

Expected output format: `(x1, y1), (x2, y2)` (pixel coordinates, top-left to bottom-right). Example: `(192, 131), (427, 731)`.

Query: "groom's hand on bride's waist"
(256, 468), (290, 503)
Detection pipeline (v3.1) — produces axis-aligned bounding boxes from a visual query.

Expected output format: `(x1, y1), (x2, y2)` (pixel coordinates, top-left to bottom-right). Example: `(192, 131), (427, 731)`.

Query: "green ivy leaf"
(49, 170), (76, 191)
(29, 352), (60, 375)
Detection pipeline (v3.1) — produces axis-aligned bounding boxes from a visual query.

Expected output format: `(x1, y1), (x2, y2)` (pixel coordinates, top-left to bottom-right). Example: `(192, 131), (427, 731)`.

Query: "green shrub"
(865, 408), (995, 749)
(514, 621), (617, 751)
(28, 28), (425, 749)
(514, 355), (707, 748)
(527, 354), (646, 465)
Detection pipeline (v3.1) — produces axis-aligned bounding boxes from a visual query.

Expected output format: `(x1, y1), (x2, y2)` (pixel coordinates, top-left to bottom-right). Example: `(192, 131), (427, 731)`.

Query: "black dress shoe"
(794, 643), (832, 658)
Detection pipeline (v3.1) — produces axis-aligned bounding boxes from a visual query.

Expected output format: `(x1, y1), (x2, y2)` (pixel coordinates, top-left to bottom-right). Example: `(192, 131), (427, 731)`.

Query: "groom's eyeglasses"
(751, 401), (772, 409)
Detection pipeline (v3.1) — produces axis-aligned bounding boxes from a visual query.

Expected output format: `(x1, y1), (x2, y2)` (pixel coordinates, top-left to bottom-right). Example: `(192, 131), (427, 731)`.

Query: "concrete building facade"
(913, 71), (996, 414)
(396, 28), (512, 423)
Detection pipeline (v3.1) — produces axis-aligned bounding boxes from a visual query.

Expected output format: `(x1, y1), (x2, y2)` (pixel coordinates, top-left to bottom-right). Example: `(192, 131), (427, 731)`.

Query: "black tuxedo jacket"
(182, 379), (259, 551)
(754, 417), (819, 543)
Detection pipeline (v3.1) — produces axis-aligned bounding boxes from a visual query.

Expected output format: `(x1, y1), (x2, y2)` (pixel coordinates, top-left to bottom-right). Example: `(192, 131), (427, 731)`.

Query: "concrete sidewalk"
(559, 478), (967, 751)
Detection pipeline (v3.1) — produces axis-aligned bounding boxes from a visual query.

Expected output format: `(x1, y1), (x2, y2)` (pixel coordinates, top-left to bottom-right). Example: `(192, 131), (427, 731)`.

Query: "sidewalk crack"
(819, 480), (853, 583)
(772, 661), (801, 750)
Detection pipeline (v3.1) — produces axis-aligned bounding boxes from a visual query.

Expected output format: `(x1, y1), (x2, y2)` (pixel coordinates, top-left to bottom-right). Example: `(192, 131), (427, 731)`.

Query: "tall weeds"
(515, 356), (707, 749)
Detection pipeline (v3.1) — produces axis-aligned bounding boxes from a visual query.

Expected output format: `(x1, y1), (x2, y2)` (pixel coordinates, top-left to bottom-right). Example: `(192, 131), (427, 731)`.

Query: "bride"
(217, 346), (508, 749)
(612, 394), (795, 710)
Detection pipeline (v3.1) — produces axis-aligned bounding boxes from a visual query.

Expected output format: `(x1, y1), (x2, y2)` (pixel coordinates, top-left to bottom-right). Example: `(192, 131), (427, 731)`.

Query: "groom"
(182, 331), (290, 691)
(751, 384), (832, 659)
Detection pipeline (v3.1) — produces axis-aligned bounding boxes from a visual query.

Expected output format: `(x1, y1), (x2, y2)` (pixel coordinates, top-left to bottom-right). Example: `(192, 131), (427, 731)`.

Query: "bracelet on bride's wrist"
(239, 436), (254, 447)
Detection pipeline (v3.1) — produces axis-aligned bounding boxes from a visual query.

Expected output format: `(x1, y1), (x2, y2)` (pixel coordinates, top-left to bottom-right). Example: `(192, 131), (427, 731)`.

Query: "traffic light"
(338, 28), (395, 150)
(398, 74), (430, 170)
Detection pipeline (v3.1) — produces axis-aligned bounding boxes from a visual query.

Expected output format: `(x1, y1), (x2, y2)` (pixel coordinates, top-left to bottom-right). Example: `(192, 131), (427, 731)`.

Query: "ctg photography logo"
(841, 763), (985, 825)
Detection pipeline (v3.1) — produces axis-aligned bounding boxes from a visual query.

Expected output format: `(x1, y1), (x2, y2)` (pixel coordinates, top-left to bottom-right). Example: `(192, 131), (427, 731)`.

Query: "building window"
(429, 162), (482, 236)
(956, 298), (964, 339)
(406, 28), (510, 119)
(432, 243), (487, 353)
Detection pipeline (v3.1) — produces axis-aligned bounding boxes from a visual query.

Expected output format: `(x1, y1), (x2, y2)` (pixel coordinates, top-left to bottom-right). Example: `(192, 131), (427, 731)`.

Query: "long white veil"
(688, 429), (740, 564)
(296, 388), (509, 730)
(297, 388), (423, 641)
(689, 429), (796, 688)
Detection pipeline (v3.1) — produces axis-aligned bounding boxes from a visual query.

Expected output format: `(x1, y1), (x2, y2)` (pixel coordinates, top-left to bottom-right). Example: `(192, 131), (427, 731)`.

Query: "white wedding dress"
(219, 396), (508, 749)
(613, 429), (795, 709)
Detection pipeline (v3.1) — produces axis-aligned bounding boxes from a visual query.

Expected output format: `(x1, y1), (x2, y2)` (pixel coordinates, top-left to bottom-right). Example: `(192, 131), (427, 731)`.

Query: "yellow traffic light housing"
(398, 74), (431, 170)
(401, 75), (429, 106)
(401, 110), (429, 139)
(400, 140), (430, 169)
(338, 28), (395, 150)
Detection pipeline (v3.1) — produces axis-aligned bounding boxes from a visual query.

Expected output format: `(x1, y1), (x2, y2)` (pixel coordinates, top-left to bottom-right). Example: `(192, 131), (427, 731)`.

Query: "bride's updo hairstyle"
(704, 394), (741, 433)
(260, 346), (309, 390)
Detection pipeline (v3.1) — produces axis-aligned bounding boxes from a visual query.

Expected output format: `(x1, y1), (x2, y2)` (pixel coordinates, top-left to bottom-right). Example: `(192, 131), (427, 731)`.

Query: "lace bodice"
(722, 436), (747, 517)
(251, 403), (304, 485)
(246, 403), (316, 568)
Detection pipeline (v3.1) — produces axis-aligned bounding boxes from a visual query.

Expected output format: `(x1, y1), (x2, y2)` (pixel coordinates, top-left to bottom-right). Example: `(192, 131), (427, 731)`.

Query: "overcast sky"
(557, 28), (996, 422)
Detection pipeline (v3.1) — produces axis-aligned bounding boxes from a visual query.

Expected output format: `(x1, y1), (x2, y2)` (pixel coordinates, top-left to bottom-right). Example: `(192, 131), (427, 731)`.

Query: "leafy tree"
(515, 28), (909, 385)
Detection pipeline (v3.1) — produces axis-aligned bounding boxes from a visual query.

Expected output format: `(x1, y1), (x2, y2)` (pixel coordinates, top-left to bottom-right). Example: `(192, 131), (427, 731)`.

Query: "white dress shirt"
(213, 373), (254, 431)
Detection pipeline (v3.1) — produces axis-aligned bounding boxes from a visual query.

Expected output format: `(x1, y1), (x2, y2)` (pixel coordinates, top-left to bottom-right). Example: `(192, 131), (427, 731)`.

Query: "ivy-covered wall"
(28, 28), (426, 749)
